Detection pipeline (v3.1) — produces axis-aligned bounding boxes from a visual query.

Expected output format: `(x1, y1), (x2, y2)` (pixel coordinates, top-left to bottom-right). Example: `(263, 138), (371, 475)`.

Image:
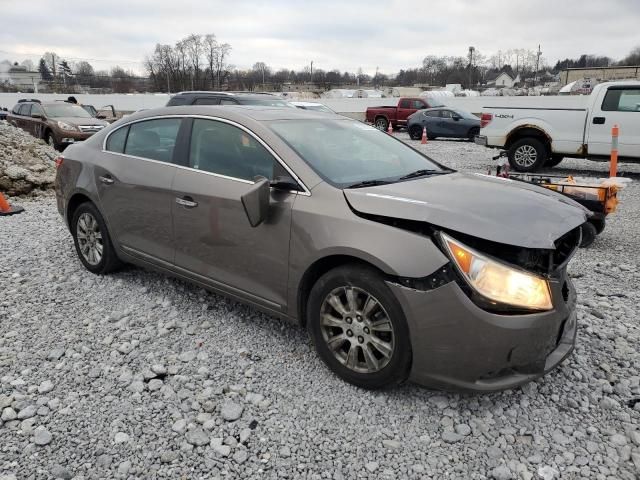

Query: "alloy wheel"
(375, 118), (388, 130)
(514, 144), (537, 167)
(319, 286), (395, 374)
(76, 212), (103, 266)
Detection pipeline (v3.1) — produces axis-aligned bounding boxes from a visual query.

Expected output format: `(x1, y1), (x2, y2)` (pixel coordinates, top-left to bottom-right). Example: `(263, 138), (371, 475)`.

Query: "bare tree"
(185, 34), (204, 90)
(204, 34), (232, 89)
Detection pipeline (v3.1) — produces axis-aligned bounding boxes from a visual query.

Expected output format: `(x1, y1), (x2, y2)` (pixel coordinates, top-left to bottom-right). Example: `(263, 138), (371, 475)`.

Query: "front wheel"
(71, 202), (122, 274)
(408, 125), (423, 140)
(579, 222), (598, 248)
(46, 131), (59, 151)
(307, 265), (412, 389)
(508, 137), (548, 172)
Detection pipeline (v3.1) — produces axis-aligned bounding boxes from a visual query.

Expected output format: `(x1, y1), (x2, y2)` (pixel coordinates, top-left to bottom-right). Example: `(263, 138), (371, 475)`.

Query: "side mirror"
(270, 175), (300, 192)
(31, 113), (43, 119)
(241, 176), (270, 227)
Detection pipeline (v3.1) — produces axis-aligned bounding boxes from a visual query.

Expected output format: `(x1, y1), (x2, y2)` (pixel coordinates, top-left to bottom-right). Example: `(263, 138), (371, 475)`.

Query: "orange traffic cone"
(387, 122), (393, 135)
(0, 192), (24, 216)
(421, 126), (428, 145)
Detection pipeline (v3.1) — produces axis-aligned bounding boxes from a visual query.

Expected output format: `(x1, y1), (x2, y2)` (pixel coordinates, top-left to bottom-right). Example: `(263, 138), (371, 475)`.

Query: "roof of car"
(172, 91), (279, 97)
(124, 105), (346, 123)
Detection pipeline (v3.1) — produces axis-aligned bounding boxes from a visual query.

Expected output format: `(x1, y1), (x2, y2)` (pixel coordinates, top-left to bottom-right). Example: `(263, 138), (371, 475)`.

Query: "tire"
(467, 127), (480, 141)
(374, 116), (389, 131)
(545, 155), (564, 168)
(46, 131), (59, 151)
(307, 264), (412, 389)
(71, 202), (122, 274)
(508, 137), (548, 172)
(408, 125), (423, 140)
(591, 218), (606, 234)
(579, 222), (598, 248)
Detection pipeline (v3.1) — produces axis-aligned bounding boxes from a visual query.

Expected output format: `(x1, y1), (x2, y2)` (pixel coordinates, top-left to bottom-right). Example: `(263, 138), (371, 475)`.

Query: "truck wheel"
(545, 155), (564, 168)
(579, 222), (598, 248)
(508, 138), (547, 172)
(408, 125), (423, 140)
(374, 117), (389, 131)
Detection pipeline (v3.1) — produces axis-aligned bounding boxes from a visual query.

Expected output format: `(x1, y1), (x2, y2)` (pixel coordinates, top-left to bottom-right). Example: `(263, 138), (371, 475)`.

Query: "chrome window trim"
(102, 114), (311, 196)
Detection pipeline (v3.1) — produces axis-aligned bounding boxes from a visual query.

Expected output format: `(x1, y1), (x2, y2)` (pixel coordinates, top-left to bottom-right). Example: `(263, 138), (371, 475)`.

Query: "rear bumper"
(388, 275), (577, 392)
(474, 135), (488, 146)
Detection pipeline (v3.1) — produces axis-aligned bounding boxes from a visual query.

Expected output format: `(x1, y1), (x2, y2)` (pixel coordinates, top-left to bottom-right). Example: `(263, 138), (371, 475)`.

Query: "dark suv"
(7, 99), (108, 150)
(166, 91), (295, 108)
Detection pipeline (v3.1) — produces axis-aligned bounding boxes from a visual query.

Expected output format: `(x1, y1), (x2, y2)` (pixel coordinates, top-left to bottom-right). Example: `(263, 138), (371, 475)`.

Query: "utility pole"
(468, 46), (475, 89)
(310, 61), (313, 83)
(535, 44), (542, 85)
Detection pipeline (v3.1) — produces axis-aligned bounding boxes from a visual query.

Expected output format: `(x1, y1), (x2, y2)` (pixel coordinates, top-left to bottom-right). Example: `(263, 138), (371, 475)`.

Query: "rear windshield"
(269, 119), (445, 187)
(43, 104), (92, 118)
(166, 97), (187, 106)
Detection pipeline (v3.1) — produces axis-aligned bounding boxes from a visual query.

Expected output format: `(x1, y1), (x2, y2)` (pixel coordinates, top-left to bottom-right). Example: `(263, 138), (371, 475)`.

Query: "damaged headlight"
(441, 232), (552, 311)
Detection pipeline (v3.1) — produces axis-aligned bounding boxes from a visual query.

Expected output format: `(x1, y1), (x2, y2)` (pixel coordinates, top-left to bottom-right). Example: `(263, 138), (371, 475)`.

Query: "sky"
(0, 0), (639, 76)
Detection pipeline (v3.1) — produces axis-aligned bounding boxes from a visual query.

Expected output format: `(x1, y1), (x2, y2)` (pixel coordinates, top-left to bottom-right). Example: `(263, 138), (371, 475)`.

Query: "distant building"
(1, 64), (42, 91)
(485, 71), (516, 88)
(560, 66), (640, 85)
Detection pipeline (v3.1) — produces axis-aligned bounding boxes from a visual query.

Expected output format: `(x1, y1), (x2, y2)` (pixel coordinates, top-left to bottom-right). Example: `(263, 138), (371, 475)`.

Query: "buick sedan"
(55, 106), (587, 391)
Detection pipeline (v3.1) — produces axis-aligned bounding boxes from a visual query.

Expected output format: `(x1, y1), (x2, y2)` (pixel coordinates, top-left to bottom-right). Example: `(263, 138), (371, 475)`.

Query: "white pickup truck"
(475, 81), (640, 172)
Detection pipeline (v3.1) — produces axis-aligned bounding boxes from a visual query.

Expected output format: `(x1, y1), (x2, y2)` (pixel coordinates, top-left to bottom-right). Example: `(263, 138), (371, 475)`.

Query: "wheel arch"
(296, 254), (388, 327)
(505, 126), (552, 154)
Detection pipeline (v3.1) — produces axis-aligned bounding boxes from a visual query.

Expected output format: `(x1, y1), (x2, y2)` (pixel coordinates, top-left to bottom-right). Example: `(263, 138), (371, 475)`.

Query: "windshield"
(269, 119), (448, 187)
(81, 105), (97, 116)
(43, 104), (92, 118)
(243, 98), (295, 108)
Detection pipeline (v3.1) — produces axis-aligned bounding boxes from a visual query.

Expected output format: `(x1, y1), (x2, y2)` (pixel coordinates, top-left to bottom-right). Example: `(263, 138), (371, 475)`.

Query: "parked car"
(81, 104), (121, 123)
(407, 107), (480, 141)
(290, 101), (335, 113)
(55, 106), (586, 391)
(365, 97), (443, 131)
(476, 81), (640, 172)
(6, 99), (108, 150)
(166, 91), (295, 108)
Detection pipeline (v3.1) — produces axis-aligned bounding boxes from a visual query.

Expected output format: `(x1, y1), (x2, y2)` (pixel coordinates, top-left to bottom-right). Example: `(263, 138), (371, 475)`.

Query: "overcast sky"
(1, 0), (639, 75)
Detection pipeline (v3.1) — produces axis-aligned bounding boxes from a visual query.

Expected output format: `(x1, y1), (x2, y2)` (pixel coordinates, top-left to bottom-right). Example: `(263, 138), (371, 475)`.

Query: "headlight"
(441, 233), (552, 311)
(57, 121), (78, 131)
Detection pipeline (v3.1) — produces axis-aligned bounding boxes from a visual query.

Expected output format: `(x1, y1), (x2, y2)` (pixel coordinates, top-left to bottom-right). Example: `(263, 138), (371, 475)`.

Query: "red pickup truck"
(365, 97), (442, 130)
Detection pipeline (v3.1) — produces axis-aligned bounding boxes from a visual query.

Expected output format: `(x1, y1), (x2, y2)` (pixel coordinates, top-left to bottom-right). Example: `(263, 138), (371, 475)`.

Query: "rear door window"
(398, 99), (411, 108)
(19, 104), (32, 116)
(189, 119), (275, 181)
(424, 110), (441, 117)
(602, 88), (640, 112)
(411, 100), (425, 109)
(219, 99), (237, 105)
(124, 118), (182, 162)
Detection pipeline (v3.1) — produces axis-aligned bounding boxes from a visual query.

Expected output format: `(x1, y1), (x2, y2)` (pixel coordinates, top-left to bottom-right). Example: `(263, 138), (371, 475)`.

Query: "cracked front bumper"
(388, 275), (577, 392)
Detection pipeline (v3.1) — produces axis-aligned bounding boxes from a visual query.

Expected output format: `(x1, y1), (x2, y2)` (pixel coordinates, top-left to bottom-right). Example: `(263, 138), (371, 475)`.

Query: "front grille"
(551, 227), (581, 270)
(78, 125), (104, 133)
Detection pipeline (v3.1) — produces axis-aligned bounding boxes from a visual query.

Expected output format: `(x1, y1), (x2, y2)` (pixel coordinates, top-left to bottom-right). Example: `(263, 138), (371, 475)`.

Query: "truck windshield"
(269, 119), (448, 187)
(43, 104), (93, 118)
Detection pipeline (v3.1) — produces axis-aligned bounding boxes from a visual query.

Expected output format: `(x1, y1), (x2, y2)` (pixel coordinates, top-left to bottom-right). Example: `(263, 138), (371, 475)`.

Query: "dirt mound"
(0, 121), (58, 195)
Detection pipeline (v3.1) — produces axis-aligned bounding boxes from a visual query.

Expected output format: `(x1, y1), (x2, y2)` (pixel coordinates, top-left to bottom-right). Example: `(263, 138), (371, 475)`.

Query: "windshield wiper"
(397, 169), (449, 181)
(346, 179), (393, 189)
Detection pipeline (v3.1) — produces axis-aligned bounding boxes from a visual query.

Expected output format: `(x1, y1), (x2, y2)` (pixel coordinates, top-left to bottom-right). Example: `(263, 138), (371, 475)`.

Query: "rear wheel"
(374, 116), (389, 131)
(409, 125), (423, 140)
(467, 126), (480, 141)
(71, 202), (122, 274)
(307, 265), (412, 389)
(508, 137), (548, 172)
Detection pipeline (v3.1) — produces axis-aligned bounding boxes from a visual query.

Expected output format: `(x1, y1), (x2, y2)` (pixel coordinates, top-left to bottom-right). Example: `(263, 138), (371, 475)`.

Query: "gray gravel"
(1, 137), (639, 478)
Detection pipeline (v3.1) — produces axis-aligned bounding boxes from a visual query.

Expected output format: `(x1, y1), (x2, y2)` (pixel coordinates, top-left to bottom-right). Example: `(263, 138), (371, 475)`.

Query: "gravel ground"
(1, 137), (639, 480)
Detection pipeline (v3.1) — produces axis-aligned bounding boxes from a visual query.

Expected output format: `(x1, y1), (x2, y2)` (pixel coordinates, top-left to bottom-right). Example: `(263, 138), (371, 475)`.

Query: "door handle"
(175, 196), (198, 208)
(593, 117), (606, 125)
(99, 175), (114, 185)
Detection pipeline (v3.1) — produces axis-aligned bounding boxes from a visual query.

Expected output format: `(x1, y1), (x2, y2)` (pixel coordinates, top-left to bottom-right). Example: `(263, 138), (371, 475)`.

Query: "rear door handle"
(175, 196), (198, 208)
(99, 175), (114, 185)
(593, 116), (606, 124)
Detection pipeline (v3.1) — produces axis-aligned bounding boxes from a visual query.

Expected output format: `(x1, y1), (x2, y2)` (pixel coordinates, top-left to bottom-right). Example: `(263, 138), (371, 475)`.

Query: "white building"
(494, 72), (515, 88)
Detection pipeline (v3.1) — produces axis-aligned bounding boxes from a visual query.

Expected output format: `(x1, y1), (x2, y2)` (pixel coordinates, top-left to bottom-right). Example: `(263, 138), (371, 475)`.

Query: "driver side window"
(189, 119), (275, 181)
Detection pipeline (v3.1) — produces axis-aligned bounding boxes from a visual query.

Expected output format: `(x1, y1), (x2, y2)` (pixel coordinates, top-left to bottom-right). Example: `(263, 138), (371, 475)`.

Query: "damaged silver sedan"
(55, 106), (588, 391)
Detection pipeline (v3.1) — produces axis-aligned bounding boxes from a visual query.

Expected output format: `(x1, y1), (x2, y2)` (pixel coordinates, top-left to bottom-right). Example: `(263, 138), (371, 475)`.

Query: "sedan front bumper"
(388, 275), (577, 392)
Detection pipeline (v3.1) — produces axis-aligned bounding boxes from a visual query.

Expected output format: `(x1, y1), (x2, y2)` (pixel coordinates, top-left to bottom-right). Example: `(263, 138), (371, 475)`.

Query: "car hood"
(51, 117), (108, 126)
(343, 172), (589, 249)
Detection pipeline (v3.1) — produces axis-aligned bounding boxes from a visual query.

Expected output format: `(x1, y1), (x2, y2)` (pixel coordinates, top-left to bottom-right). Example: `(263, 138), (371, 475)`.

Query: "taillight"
(480, 113), (493, 128)
(54, 156), (64, 168)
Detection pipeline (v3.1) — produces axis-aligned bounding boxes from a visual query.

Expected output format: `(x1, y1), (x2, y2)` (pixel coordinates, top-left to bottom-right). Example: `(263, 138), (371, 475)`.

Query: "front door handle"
(99, 175), (114, 185)
(175, 196), (198, 208)
(593, 116), (606, 124)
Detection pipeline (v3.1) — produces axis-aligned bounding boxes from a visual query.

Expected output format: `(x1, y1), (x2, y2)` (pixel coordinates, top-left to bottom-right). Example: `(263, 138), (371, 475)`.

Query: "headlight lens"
(57, 121), (78, 131)
(442, 233), (552, 311)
